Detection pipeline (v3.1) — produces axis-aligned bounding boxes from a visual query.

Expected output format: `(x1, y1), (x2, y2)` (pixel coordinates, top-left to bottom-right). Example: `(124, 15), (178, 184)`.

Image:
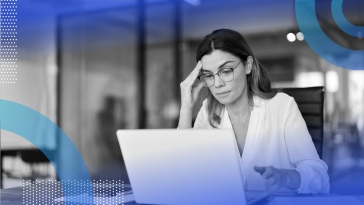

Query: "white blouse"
(193, 93), (330, 194)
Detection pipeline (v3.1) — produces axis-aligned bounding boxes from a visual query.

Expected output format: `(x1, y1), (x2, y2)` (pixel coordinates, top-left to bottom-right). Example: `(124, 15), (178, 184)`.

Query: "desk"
(1, 185), (364, 205)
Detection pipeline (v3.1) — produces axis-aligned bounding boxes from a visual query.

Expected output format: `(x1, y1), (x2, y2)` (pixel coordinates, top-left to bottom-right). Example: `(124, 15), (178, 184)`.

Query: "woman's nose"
(214, 74), (225, 88)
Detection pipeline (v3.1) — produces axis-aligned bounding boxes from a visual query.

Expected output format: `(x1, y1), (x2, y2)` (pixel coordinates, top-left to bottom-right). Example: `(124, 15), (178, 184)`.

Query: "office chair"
(20, 149), (56, 181)
(280, 86), (325, 159)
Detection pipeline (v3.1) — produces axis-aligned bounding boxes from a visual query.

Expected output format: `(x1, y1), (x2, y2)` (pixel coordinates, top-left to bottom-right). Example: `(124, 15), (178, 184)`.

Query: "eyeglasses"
(197, 61), (242, 87)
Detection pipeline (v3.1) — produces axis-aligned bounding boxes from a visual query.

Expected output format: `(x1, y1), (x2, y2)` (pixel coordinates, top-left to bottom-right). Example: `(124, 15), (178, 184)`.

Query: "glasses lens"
(200, 74), (214, 87)
(220, 69), (234, 82)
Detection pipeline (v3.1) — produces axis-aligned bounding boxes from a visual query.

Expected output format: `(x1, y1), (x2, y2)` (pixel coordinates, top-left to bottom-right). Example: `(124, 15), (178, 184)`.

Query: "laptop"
(117, 129), (262, 205)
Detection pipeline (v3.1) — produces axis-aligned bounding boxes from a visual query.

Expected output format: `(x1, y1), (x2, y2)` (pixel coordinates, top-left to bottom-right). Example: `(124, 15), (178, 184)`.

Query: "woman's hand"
(254, 166), (301, 196)
(180, 61), (205, 110)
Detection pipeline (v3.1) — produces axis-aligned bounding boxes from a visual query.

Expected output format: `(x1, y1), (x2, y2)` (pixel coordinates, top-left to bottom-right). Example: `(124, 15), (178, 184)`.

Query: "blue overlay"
(0, 99), (94, 204)
(295, 0), (364, 70)
(331, 0), (364, 37)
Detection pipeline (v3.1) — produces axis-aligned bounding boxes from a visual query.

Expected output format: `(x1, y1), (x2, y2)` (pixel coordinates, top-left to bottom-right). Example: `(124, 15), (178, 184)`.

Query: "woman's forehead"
(201, 50), (239, 71)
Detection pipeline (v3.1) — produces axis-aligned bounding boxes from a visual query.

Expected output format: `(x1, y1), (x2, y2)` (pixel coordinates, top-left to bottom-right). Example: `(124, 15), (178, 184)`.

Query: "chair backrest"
(279, 86), (325, 159)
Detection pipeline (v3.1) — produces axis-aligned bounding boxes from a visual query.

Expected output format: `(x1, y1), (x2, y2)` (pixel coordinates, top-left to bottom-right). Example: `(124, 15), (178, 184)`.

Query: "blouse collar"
(219, 95), (265, 129)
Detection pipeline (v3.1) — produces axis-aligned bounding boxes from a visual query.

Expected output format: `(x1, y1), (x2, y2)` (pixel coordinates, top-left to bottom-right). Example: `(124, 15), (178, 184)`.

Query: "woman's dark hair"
(196, 29), (278, 128)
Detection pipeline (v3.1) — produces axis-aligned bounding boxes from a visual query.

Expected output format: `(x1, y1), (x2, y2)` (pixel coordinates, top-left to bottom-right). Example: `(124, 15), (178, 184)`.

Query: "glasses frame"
(198, 61), (242, 87)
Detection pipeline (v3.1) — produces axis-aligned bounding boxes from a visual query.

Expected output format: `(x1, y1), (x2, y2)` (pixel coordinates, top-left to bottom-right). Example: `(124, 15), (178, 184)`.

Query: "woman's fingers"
(266, 179), (280, 195)
(264, 172), (276, 189)
(184, 63), (200, 83)
(266, 176), (275, 185)
(254, 166), (266, 174)
(183, 61), (203, 86)
(264, 173), (279, 194)
(255, 166), (274, 179)
(192, 81), (205, 101)
(193, 61), (203, 74)
(180, 61), (204, 109)
(261, 167), (274, 179)
(256, 166), (286, 195)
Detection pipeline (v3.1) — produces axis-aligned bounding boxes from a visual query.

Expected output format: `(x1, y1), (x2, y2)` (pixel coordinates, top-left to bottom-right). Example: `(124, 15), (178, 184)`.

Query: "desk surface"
(1, 186), (24, 205)
(1, 186), (364, 205)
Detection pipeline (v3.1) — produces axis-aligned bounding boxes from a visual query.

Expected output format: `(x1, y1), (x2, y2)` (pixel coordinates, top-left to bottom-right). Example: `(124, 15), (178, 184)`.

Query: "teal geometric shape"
(295, 0), (364, 70)
(0, 99), (94, 204)
(332, 0), (364, 37)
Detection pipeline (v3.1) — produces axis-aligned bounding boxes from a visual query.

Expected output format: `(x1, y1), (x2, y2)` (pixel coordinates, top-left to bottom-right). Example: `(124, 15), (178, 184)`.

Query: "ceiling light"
(287, 33), (296, 42)
(296, 32), (304, 41)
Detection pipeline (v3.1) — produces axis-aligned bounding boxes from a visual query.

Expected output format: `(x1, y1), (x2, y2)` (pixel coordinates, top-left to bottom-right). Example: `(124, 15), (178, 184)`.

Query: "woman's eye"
(221, 69), (232, 74)
(204, 74), (213, 79)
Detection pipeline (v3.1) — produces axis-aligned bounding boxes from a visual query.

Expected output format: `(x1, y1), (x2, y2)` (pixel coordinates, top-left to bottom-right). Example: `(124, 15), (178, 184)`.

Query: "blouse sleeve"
(283, 96), (330, 194)
(193, 99), (212, 129)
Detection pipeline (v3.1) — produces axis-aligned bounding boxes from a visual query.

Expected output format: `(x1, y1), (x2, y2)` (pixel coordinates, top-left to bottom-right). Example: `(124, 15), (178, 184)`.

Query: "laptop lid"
(117, 129), (247, 205)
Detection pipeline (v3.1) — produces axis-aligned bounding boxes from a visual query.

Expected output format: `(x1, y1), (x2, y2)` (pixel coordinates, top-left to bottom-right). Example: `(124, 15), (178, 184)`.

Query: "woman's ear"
(245, 56), (253, 74)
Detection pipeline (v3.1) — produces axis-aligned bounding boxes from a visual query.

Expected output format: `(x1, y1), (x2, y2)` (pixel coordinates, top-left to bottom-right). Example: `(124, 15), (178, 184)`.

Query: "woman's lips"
(216, 91), (231, 97)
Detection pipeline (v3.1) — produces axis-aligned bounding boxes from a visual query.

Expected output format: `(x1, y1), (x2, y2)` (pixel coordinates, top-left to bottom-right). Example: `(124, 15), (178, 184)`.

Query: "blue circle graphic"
(0, 99), (94, 204)
(295, 0), (364, 70)
(332, 0), (364, 37)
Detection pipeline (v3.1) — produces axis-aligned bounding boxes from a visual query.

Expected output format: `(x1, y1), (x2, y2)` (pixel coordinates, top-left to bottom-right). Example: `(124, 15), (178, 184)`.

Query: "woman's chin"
(215, 97), (232, 105)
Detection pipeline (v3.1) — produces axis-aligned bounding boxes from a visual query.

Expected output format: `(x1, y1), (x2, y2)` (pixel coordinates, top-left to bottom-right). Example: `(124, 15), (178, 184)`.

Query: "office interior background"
(1, 0), (364, 195)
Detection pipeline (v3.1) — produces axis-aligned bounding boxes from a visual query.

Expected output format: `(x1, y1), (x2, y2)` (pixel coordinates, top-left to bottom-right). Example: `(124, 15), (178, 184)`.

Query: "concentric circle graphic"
(0, 99), (94, 204)
(331, 0), (364, 37)
(295, 0), (364, 70)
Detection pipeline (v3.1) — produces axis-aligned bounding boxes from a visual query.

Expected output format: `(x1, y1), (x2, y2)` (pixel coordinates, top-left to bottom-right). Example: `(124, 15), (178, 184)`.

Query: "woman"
(178, 29), (329, 195)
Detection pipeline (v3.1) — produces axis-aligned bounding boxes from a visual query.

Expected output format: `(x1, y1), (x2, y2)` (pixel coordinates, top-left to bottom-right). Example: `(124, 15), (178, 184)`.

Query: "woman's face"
(200, 50), (252, 105)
